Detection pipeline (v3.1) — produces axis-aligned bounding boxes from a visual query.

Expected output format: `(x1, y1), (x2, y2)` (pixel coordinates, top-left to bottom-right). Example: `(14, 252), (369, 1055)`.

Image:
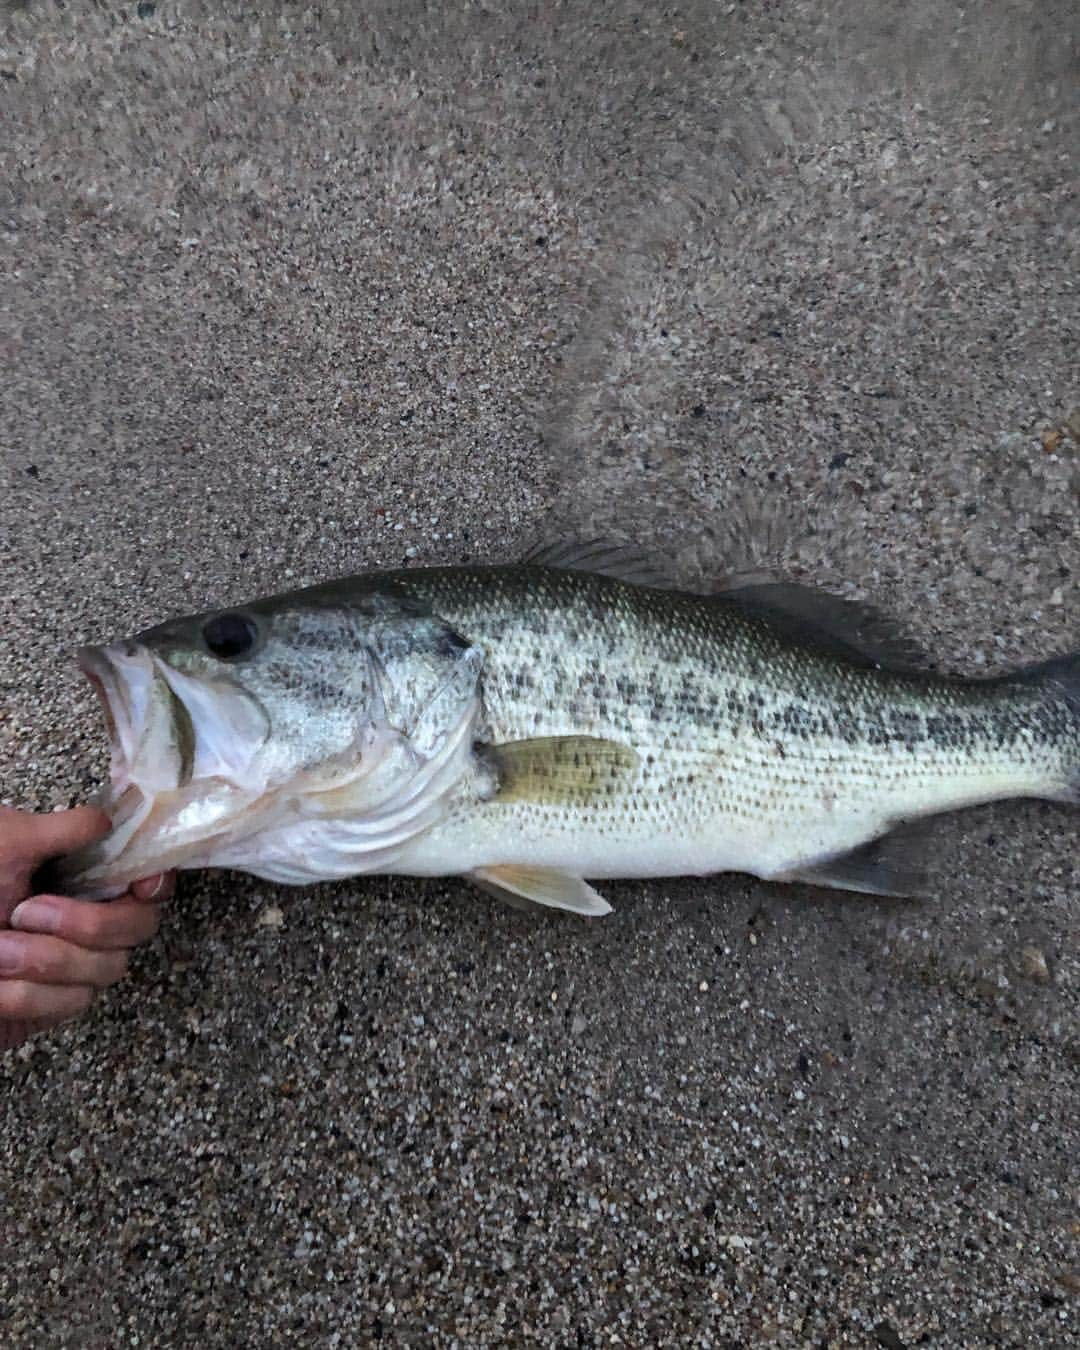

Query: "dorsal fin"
(519, 538), (926, 670)
(518, 538), (672, 588)
(714, 572), (928, 672)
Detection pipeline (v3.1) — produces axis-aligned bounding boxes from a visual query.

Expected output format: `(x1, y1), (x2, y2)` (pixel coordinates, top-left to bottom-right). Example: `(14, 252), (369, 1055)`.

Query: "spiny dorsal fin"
(519, 538), (672, 588)
(714, 573), (928, 673)
(484, 735), (640, 805)
(471, 865), (613, 917)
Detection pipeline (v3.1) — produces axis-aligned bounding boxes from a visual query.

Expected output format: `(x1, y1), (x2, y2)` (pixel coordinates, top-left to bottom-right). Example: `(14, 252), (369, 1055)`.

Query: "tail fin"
(1019, 650), (1080, 804)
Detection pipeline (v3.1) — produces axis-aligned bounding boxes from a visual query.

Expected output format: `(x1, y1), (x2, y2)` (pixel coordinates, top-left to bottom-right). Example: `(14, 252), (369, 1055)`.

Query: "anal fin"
(776, 821), (934, 898)
(471, 865), (613, 917)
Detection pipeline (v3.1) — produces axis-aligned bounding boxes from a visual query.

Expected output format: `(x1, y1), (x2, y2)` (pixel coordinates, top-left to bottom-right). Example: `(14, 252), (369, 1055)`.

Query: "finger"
(130, 872), (176, 903)
(11, 806), (111, 863)
(0, 1013), (72, 1052)
(0, 980), (95, 1025)
(10, 895), (162, 951)
(0, 932), (129, 987)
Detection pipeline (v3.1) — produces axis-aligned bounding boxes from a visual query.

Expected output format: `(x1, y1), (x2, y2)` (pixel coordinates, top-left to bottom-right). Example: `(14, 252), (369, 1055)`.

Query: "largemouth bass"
(57, 543), (1079, 914)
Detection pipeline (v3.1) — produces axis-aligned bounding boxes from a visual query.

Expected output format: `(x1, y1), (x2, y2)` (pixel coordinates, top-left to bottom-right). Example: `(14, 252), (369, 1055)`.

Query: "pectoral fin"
(471, 865), (613, 917)
(484, 735), (639, 805)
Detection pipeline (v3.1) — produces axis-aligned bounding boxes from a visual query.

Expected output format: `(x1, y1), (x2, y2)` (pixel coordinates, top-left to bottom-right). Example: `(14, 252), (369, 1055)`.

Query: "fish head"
(59, 586), (482, 895)
(123, 600), (383, 789)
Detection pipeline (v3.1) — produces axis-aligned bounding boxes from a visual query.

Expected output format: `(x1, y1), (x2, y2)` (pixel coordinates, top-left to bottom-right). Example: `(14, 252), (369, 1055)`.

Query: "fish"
(54, 541), (1079, 915)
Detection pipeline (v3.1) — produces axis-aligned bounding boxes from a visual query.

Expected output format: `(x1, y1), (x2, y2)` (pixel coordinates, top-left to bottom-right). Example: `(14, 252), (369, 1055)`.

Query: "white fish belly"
(392, 740), (1053, 883)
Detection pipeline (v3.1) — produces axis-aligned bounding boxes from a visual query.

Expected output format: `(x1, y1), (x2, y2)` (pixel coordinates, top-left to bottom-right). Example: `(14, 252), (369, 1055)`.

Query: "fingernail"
(10, 897), (62, 935)
(145, 876), (166, 901)
(0, 934), (25, 974)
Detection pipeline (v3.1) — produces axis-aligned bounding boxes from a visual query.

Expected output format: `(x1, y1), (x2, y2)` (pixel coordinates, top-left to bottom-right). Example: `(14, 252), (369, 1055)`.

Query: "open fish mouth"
(57, 639), (279, 897)
(80, 663), (118, 752)
(77, 640), (274, 803)
(77, 642), (190, 801)
(61, 643), (195, 895)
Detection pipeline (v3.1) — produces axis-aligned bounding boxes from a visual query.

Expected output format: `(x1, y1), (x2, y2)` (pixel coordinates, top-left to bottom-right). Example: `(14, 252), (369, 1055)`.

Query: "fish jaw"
(57, 642), (270, 896)
(61, 779), (262, 898)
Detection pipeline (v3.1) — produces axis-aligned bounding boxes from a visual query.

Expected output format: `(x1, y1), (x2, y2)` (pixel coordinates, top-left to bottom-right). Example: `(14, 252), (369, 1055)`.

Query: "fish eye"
(202, 613), (258, 660)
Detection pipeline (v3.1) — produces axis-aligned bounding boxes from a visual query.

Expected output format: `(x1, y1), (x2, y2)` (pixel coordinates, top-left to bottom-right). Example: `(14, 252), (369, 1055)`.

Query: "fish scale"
(368, 566), (1077, 890)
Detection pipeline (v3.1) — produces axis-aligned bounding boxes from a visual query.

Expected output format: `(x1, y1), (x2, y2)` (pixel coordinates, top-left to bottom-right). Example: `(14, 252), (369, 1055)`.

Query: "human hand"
(0, 806), (174, 1050)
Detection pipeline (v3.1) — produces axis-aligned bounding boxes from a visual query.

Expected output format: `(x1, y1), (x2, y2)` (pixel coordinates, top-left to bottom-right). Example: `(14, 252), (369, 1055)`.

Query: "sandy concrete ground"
(1, 2), (1076, 1345)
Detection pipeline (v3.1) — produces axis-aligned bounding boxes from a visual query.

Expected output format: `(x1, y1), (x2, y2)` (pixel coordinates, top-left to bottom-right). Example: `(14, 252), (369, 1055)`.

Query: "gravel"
(1, 2), (1076, 1345)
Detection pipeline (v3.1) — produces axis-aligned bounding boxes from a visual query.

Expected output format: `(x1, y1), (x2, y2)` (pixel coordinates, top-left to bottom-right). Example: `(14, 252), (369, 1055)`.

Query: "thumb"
(17, 806), (112, 862)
